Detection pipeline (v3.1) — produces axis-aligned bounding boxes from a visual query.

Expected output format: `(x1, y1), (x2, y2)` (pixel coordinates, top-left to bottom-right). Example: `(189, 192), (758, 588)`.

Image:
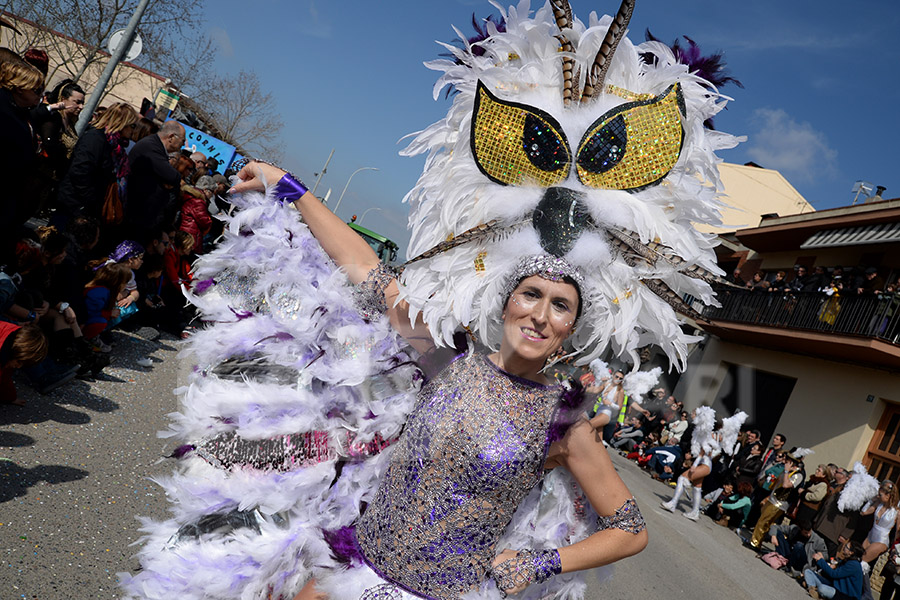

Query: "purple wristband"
(274, 173), (309, 203)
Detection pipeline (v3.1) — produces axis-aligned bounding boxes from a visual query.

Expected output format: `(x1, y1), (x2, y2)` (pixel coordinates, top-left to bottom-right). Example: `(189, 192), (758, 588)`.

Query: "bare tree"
(1, 0), (204, 99)
(1, 0), (284, 155)
(203, 70), (284, 158)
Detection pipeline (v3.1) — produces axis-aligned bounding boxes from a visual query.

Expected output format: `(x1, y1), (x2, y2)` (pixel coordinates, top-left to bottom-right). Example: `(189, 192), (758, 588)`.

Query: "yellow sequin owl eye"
(471, 81), (571, 187)
(575, 84), (684, 192)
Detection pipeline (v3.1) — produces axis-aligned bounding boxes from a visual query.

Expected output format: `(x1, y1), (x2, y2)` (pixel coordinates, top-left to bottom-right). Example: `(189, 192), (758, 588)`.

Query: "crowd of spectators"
(0, 47), (233, 406)
(582, 369), (897, 599)
(731, 265), (896, 299)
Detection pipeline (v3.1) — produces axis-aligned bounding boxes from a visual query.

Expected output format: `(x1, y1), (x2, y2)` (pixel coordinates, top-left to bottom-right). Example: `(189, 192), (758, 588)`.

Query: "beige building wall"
(697, 163), (815, 235)
(677, 336), (900, 467)
(2, 12), (165, 109)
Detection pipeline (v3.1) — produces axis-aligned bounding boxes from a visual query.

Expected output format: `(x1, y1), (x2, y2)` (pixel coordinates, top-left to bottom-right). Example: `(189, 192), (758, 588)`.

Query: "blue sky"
(208, 0), (899, 254)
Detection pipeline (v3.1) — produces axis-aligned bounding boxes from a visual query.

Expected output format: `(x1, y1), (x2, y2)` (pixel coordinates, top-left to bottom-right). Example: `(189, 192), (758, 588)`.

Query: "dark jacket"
(814, 556), (864, 600)
(814, 484), (861, 545)
(56, 126), (114, 222)
(125, 134), (180, 239)
(0, 88), (37, 254)
(735, 453), (764, 480)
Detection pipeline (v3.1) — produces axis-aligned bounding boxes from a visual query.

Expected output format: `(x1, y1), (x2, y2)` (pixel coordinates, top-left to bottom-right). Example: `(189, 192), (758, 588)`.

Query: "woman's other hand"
(491, 548), (528, 596)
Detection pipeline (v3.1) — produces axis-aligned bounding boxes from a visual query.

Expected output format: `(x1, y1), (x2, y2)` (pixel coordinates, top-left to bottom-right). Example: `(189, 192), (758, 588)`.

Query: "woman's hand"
(230, 161), (287, 195)
(117, 296), (134, 308)
(490, 549), (529, 596)
(35, 301), (50, 318)
(62, 306), (77, 324)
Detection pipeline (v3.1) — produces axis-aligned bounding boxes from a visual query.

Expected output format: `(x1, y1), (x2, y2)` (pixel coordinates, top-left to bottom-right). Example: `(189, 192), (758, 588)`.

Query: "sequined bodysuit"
(356, 353), (562, 599)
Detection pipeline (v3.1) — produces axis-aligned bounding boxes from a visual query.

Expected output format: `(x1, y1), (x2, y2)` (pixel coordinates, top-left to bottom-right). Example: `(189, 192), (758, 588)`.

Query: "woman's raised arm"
(230, 162), (434, 352)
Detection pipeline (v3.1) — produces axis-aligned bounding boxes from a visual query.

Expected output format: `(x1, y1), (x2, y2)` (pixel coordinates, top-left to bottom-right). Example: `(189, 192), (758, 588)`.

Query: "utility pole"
(311, 148), (334, 196)
(74, 0), (151, 136)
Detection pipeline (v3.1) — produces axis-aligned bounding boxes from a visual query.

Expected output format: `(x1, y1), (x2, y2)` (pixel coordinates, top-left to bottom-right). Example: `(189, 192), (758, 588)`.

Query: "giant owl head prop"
(397, 0), (741, 368)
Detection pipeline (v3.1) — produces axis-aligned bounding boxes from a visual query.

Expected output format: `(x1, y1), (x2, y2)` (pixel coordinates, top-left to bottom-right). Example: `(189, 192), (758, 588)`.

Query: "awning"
(800, 221), (900, 249)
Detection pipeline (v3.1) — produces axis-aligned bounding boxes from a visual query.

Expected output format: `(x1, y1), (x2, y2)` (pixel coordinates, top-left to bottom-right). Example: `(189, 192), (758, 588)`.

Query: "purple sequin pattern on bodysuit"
(356, 353), (562, 600)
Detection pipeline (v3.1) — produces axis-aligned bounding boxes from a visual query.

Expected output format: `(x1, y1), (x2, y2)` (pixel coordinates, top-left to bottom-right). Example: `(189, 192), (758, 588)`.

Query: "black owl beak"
(531, 187), (592, 257)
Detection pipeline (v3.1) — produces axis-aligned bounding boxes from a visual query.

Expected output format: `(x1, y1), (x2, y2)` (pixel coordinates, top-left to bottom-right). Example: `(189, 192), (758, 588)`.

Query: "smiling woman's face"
(501, 275), (579, 365)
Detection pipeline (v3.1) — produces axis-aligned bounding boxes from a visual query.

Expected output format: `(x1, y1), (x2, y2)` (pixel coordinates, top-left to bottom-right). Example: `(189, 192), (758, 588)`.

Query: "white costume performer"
(119, 0), (742, 598)
(661, 408), (746, 521)
(864, 501), (898, 546)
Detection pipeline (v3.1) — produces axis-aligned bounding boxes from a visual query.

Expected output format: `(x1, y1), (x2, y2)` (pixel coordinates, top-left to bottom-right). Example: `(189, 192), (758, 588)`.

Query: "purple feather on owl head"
(643, 29), (743, 129)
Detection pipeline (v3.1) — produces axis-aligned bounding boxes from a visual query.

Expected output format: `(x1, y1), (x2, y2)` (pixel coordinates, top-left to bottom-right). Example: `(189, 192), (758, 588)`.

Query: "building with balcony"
(674, 196), (900, 478)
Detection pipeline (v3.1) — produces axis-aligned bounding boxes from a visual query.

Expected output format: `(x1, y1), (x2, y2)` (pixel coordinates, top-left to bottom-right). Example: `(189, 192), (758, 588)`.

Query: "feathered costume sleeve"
(118, 190), (422, 599)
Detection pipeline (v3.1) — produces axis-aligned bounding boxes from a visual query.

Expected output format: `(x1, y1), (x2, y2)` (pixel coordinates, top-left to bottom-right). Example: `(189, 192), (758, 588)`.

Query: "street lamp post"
(356, 207), (383, 225)
(333, 167), (378, 215)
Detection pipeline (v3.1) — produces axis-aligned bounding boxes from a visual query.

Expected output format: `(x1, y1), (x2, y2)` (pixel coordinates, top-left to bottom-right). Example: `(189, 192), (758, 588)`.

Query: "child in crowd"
(180, 175), (214, 254)
(162, 231), (195, 336)
(134, 254), (169, 333)
(82, 263), (132, 349)
(0, 323), (49, 406)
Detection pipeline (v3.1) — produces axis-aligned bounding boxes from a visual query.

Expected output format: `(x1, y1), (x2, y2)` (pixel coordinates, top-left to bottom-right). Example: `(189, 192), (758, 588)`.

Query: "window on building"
(866, 403), (900, 483)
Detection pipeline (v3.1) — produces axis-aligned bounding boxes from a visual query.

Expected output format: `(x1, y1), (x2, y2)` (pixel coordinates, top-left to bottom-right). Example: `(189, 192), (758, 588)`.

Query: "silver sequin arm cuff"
(352, 262), (398, 321)
(489, 548), (561, 597)
(596, 497), (646, 534)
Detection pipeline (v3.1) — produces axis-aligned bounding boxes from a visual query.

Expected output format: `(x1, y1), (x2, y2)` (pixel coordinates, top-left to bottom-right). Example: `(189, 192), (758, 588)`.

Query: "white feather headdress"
(398, 0), (742, 368)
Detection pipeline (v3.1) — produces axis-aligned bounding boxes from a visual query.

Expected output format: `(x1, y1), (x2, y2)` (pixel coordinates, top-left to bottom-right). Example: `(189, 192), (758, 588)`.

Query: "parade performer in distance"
(661, 408), (746, 521)
(120, 0), (743, 598)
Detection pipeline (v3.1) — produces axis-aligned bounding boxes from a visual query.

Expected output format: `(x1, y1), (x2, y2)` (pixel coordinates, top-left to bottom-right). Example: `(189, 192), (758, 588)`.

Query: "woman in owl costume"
(119, 0), (741, 598)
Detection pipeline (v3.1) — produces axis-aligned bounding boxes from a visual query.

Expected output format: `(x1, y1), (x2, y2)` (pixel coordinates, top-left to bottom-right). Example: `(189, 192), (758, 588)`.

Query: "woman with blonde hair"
(56, 101), (139, 230)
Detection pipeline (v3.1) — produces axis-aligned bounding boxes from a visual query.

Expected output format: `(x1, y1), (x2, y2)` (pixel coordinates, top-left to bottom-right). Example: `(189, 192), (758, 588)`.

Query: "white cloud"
(210, 27), (234, 58)
(745, 108), (838, 183)
(303, 0), (333, 39)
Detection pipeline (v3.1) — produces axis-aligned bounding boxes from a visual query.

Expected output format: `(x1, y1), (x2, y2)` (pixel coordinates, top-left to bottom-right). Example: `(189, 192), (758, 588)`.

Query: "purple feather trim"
(170, 444), (195, 459)
(322, 526), (364, 565)
(439, 13), (507, 97)
(229, 306), (255, 320)
(547, 379), (585, 444)
(194, 278), (215, 294)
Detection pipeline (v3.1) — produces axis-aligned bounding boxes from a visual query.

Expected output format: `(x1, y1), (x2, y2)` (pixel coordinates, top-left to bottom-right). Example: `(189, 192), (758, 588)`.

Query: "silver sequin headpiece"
(501, 255), (585, 302)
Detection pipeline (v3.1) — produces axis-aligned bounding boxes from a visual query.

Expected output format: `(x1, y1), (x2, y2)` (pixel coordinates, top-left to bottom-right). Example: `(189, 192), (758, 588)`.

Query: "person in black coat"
(0, 57), (44, 264)
(55, 102), (138, 228)
(123, 120), (185, 244)
(733, 441), (764, 485)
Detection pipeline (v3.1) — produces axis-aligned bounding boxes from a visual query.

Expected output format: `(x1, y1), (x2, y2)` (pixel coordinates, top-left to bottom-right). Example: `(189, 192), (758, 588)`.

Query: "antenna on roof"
(851, 180), (874, 205)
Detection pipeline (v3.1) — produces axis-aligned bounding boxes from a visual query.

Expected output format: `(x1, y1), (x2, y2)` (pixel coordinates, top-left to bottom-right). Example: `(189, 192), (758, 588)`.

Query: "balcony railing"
(702, 289), (900, 345)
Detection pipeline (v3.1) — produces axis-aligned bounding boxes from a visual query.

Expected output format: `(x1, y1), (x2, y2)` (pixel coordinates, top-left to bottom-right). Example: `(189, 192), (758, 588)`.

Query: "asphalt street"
(2, 332), (813, 600)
